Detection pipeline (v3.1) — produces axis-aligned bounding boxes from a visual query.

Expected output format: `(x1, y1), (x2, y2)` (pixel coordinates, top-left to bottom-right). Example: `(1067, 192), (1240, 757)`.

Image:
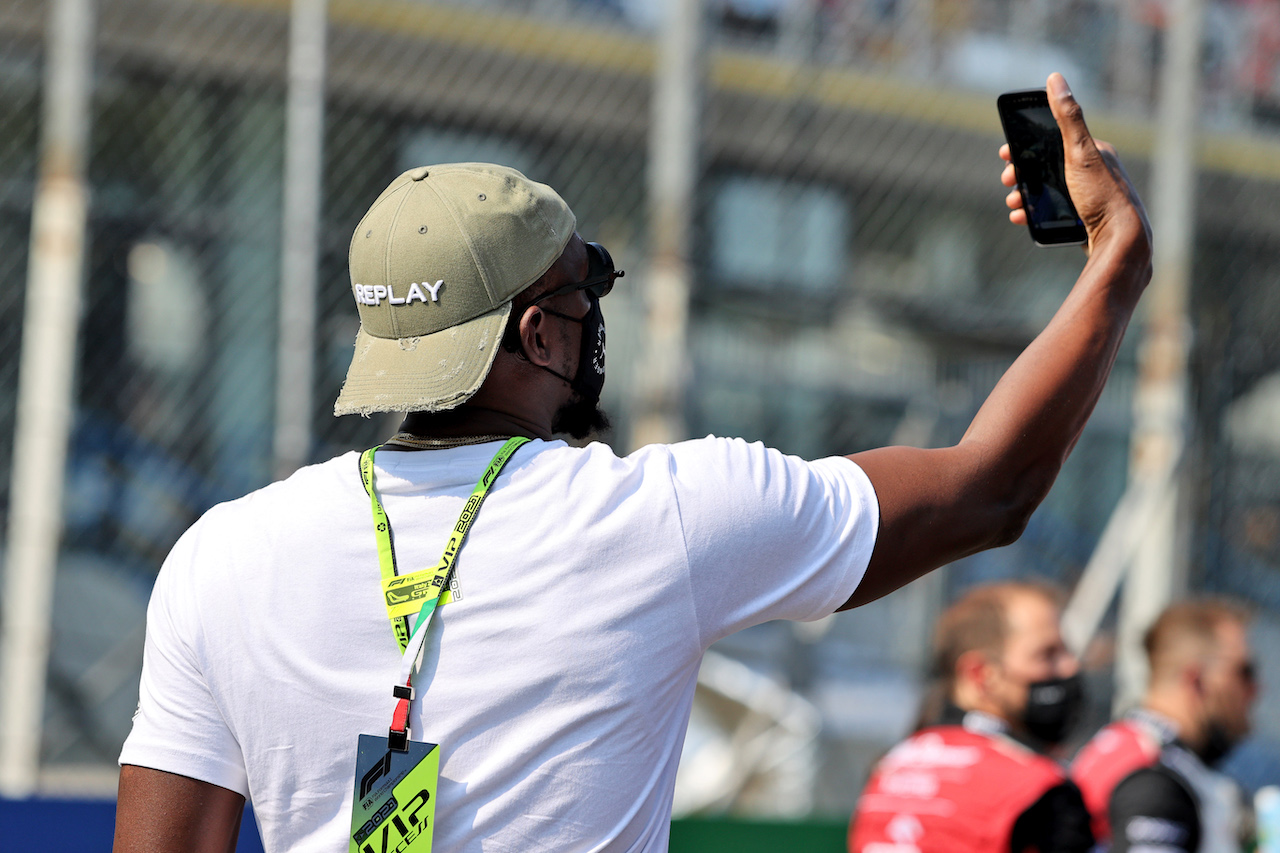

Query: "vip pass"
(354, 280), (444, 306)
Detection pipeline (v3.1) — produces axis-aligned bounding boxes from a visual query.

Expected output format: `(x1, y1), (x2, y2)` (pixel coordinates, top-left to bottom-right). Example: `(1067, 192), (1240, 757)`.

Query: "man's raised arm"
(842, 72), (1153, 609)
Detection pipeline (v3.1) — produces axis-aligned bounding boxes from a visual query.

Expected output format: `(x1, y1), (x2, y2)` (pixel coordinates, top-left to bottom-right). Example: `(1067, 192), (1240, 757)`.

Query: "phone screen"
(997, 90), (1087, 246)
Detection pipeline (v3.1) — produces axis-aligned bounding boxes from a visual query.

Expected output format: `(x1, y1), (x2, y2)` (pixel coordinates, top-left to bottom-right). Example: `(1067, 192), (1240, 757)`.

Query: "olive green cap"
(334, 163), (576, 415)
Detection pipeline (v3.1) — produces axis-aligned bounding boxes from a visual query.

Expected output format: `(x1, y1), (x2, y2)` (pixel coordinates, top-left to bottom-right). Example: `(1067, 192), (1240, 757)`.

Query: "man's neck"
(1142, 692), (1201, 749)
(397, 406), (552, 441)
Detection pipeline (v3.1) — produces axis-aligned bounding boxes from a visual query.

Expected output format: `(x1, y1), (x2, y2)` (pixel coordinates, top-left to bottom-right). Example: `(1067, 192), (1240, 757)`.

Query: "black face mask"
(1021, 673), (1085, 745)
(1197, 719), (1240, 767)
(524, 292), (605, 406)
(503, 240), (620, 409)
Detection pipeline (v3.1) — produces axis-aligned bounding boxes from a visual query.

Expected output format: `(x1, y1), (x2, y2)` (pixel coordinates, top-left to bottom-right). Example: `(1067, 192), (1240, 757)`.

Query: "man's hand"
(841, 73), (1152, 609)
(1002, 73), (1152, 258)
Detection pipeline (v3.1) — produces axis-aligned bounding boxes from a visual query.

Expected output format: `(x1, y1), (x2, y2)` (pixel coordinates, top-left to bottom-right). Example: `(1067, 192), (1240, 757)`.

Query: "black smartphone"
(997, 89), (1087, 246)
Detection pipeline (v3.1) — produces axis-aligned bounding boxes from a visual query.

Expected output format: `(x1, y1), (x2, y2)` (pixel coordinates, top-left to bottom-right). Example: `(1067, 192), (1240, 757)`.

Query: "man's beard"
(552, 395), (611, 440)
(1198, 701), (1250, 766)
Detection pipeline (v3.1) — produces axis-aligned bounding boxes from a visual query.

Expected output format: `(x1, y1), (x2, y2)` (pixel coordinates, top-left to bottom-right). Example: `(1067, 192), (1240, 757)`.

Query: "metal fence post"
(273, 0), (328, 479)
(1115, 0), (1204, 713)
(634, 0), (704, 449)
(0, 0), (96, 797)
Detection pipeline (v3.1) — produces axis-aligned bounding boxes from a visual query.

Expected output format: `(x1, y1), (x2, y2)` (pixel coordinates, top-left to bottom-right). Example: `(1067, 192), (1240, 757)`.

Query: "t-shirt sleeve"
(1108, 767), (1201, 853)
(118, 516), (249, 797)
(666, 436), (879, 646)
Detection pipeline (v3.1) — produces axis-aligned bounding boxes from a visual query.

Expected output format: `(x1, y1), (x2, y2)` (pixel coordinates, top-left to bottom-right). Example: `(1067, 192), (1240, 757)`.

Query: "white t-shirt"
(120, 436), (879, 853)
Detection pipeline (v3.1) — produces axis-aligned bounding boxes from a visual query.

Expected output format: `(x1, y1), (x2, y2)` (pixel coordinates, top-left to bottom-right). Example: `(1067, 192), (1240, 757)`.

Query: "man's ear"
(1184, 663), (1207, 698)
(517, 305), (554, 367)
(956, 649), (993, 696)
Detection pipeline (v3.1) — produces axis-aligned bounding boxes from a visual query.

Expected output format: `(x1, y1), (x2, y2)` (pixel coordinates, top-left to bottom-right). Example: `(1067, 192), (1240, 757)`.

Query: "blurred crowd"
(849, 587), (1268, 853)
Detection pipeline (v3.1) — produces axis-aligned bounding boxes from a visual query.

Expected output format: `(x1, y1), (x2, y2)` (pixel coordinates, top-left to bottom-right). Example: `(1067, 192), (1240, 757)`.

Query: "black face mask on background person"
(1021, 673), (1085, 745)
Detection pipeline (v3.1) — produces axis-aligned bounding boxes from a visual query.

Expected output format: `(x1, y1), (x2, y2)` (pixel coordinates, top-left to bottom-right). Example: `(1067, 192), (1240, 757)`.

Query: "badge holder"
(350, 437), (530, 853)
(349, 731), (439, 853)
(349, 611), (441, 852)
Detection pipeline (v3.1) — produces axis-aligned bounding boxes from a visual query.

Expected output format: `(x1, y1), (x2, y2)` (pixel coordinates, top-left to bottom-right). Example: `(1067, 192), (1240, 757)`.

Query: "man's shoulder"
(660, 434), (850, 462)
(216, 451), (358, 510)
(1071, 718), (1168, 843)
(1073, 718), (1162, 786)
(1113, 762), (1197, 808)
(513, 433), (858, 474)
(870, 726), (1069, 825)
(886, 725), (1063, 780)
(179, 452), (362, 545)
(547, 435), (820, 482)
(655, 435), (865, 489)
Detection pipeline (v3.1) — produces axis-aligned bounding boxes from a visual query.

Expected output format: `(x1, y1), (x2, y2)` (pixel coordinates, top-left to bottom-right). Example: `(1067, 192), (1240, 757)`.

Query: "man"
(849, 581), (1094, 853)
(1072, 600), (1258, 852)
(114, 73), (1152, 853)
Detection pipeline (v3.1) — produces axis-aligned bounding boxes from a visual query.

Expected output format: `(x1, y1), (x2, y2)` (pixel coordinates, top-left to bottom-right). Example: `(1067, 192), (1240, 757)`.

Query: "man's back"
(121, 437), (876, 852)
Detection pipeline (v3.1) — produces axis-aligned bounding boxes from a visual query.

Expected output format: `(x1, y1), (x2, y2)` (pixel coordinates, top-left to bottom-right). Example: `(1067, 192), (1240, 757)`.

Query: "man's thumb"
(1047, 73), (1092, 154)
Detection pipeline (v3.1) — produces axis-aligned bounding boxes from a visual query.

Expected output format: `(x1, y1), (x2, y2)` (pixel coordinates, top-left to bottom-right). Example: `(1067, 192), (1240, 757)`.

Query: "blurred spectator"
(849, 581), (1094, 853)
(1071, 599), (1258, 853)
(1238, 0), (1280, 123)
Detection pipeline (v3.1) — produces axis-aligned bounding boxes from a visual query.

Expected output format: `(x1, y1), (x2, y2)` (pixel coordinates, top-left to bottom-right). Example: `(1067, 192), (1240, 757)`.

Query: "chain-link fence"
(2, 0), (1280, 818)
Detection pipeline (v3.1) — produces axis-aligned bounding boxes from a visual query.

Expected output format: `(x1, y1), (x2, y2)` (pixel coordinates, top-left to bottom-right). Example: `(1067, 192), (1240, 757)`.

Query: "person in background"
(849, 581), (1094, 853)
(1072, 600), (1258, 853)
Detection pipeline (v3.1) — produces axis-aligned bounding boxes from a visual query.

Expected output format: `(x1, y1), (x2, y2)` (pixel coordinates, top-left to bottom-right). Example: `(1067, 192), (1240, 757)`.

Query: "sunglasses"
(530, 242), (625, 305)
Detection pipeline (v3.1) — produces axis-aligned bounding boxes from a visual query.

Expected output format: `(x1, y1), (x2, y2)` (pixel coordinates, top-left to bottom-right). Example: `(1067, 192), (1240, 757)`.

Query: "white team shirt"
(120, 436), (879, 852)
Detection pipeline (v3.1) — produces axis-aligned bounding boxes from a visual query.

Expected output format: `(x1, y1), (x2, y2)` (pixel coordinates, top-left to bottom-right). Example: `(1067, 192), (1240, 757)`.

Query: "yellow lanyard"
(359, 437), (530, 654)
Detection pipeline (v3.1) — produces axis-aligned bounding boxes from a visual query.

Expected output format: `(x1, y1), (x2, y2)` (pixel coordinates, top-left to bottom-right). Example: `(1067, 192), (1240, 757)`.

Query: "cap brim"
(334, 302), (512, 415)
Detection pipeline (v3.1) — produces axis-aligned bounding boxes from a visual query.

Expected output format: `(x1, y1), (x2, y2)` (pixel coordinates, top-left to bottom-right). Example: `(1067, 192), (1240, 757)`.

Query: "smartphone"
(997, 89), (1087, 246)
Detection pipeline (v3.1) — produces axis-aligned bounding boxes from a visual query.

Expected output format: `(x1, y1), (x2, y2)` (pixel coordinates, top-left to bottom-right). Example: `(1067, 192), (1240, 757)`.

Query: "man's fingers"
(999, 146), (1024, 226)
(1046, 72), (1095, 156)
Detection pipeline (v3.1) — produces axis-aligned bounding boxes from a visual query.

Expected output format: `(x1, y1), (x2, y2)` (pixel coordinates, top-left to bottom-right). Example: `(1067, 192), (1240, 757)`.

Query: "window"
(709, 175), (849, 295)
